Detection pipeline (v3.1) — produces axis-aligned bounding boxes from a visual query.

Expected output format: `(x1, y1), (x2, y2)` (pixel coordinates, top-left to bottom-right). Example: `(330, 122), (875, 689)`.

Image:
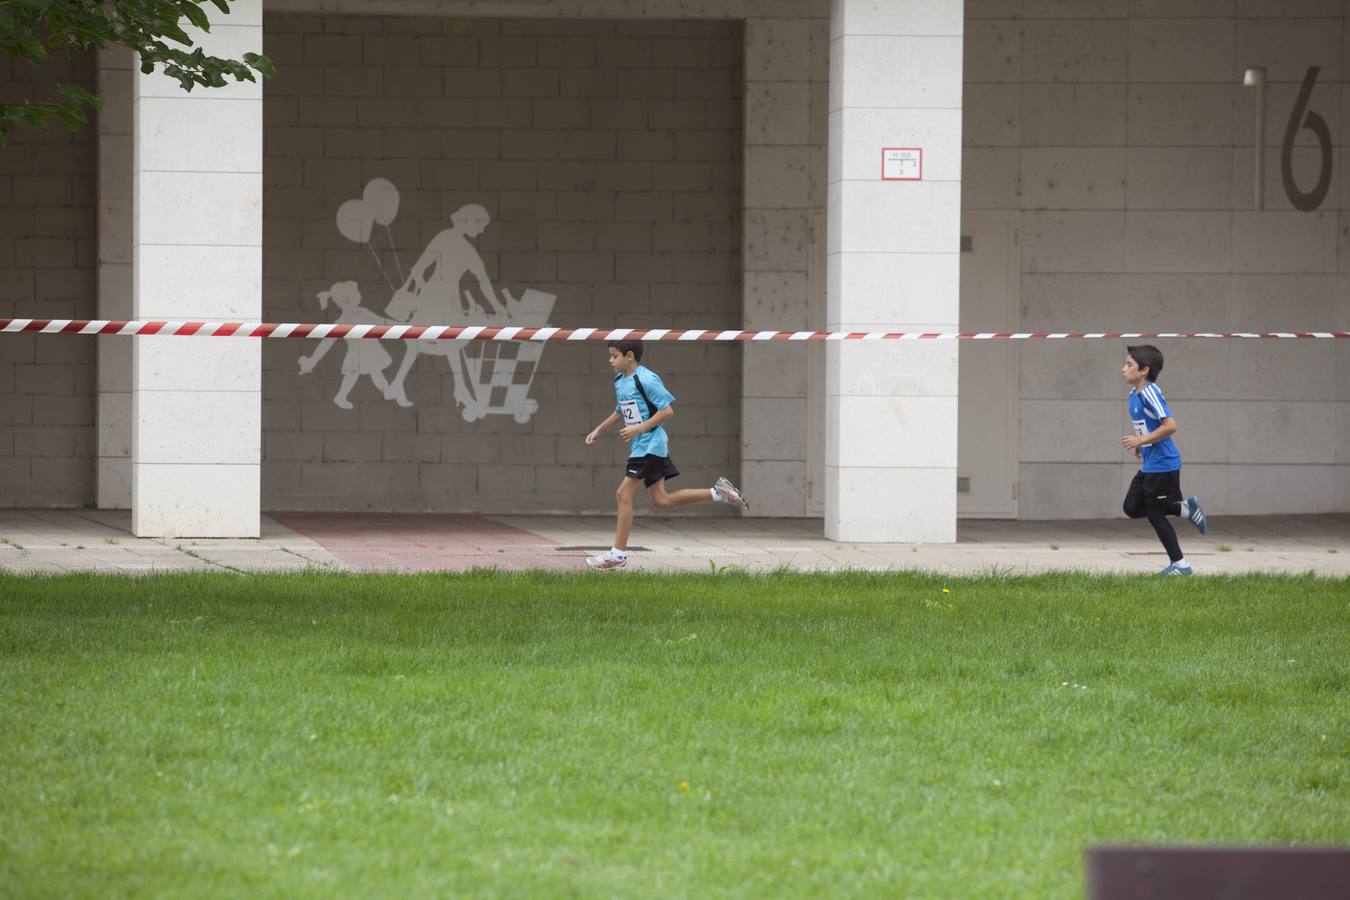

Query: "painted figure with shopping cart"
(300, 178), (553, 423)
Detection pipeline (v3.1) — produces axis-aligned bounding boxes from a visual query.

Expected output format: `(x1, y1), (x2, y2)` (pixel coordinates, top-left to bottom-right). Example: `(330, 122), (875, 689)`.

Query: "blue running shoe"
(1158, 562), (1194, 576)
(1185, 496), (1207, 534)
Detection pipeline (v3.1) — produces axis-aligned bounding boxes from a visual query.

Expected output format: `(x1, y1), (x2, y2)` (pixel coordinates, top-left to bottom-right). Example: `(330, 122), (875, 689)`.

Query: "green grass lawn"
(1, 571), (1347, 898)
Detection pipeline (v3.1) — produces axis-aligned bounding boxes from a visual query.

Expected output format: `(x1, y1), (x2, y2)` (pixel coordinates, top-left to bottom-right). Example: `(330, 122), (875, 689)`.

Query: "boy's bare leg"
(647, 480), (714, 510)
(613, 476), (644, 551)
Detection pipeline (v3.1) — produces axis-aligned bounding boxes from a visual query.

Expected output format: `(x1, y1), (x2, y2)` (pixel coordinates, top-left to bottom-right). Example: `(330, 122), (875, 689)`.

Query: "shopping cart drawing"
(457, 288), (555, 424)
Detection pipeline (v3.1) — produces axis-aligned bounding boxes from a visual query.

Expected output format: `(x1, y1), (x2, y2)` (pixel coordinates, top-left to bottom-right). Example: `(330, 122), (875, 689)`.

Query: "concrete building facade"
(2, 0), (1349, 537)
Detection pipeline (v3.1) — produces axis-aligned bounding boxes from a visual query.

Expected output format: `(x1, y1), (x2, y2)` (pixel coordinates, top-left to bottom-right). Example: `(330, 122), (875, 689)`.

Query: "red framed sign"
(881, 147), (922, 181)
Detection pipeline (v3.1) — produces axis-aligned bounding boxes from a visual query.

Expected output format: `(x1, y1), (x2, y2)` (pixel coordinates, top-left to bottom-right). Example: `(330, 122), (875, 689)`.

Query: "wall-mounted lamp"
(1243, 67), (1267, 210)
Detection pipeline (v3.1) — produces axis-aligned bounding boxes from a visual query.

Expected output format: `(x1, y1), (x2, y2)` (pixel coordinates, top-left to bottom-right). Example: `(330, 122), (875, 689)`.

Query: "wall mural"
(298, 178), (554, 423)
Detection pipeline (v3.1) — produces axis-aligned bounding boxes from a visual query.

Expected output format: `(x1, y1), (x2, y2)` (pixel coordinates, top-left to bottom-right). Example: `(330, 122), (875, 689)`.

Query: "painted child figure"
(298, 281), (394, 409)
(1119, 344), (1208, 575)
(584, 340), (749, 571)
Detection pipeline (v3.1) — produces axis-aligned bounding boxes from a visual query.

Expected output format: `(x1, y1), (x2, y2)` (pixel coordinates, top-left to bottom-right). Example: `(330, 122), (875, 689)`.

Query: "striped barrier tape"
(3, 318), (1350, 342)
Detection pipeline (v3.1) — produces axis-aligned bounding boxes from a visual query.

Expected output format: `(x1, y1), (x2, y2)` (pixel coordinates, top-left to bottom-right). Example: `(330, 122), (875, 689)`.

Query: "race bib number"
(620, 399), (642, 426)
(1132, 420), (1148, 439)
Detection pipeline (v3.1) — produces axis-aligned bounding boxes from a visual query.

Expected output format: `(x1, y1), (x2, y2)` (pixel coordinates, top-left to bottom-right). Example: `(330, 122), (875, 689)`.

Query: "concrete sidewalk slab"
(0, 509), (339, 574)
(499, 514), (1350, 576)
(2, 509), (1348, 576)
(268, 512), (575, 572)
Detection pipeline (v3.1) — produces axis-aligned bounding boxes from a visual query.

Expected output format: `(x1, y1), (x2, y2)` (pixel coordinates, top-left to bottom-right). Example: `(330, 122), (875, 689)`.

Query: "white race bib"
(620, 399), (642, 426)
(1132, 420), (1147, 439)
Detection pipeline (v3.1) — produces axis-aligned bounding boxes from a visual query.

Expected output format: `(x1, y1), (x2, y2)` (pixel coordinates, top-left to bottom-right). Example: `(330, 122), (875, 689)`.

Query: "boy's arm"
(646, 405), (674, 429)
(586, 411), (622, 445)
(1121, 416), (1178, 450)
(618, 404), (674, 441)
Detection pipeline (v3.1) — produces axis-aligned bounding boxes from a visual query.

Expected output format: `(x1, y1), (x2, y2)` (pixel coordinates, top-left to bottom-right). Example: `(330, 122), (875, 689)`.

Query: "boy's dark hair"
(607, 339), (643, 362)
(1126, 344), (1163, 382)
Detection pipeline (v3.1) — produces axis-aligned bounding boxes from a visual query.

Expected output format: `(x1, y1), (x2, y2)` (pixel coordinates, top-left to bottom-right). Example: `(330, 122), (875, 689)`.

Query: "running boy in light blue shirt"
(583, 340), (748, 571)
(1120, 344), (1207, 576)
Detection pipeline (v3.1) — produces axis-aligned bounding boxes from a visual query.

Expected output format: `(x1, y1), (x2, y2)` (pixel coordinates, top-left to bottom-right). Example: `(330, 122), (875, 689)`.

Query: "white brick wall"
(964, 2), (1350, 518)
(0, 54), (97, 507)
(261, 13), (744, 513)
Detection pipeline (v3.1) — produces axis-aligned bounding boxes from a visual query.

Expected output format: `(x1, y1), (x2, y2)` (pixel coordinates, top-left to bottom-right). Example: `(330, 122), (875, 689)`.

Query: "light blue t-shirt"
(1129, 382), (1181, 473)
(613, 365), (676, 458)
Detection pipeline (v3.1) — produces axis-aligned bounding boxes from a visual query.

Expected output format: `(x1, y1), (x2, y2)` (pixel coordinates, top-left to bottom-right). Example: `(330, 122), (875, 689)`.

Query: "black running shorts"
(625, 455), (680, 487)
(1126, 469), (1182, 508)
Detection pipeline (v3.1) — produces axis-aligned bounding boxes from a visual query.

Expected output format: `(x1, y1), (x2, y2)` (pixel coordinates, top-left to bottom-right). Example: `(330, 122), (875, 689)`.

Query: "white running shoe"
(713, 476), (749, 512)
(585, 553), (628, 571)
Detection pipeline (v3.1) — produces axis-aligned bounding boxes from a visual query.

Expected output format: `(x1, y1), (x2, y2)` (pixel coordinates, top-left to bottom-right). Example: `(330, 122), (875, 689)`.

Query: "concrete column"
(740, 17), (825, 517)
(825, 0), (963, 543)
(132, 0), (263, 537)
(96, 47), (134, 509)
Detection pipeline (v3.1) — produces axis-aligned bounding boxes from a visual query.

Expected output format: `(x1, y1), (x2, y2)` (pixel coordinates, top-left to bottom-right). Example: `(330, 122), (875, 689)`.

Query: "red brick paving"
(269, 512), (580, 572)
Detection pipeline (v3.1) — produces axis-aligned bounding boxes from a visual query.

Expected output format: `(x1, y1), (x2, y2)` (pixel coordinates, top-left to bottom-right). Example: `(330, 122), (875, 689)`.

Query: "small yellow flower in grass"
(679, 781), (689, 792)
(942, 588), (950, 594)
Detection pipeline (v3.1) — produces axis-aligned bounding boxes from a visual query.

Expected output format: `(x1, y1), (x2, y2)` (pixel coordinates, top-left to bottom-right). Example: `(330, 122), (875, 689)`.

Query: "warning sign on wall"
(882, 148), (922, 181)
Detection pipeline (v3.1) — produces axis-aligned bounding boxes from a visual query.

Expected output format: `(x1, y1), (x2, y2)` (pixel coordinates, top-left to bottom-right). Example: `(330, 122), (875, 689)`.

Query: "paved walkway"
(2, 509), (1349, 577)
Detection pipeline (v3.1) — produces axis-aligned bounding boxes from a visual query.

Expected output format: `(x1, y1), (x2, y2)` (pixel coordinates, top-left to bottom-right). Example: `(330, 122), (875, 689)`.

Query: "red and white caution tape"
(3, 318), (1350, 342)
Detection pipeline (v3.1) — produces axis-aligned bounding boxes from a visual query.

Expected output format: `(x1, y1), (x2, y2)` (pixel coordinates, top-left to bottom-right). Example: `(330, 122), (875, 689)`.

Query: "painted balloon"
(335, 199), (373, 243)
(363, 178), (400, 226)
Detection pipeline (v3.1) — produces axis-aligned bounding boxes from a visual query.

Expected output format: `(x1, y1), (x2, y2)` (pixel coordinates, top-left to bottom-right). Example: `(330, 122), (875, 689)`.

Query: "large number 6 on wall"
(1282, 66), (1333, 212)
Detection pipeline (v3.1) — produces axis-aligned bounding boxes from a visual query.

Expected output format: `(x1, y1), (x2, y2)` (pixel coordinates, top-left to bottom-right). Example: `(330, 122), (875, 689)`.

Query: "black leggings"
(1123, 494), (1184, 562)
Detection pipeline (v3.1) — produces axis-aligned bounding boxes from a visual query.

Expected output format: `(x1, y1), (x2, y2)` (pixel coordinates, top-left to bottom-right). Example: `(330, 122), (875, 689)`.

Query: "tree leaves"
(0, 0), (275, 144)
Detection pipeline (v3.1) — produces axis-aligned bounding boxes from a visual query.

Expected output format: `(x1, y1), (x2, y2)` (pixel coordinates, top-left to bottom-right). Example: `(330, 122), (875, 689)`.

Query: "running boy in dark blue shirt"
(584, 339), (748, 571)
(1120, 344), (1207, 575)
